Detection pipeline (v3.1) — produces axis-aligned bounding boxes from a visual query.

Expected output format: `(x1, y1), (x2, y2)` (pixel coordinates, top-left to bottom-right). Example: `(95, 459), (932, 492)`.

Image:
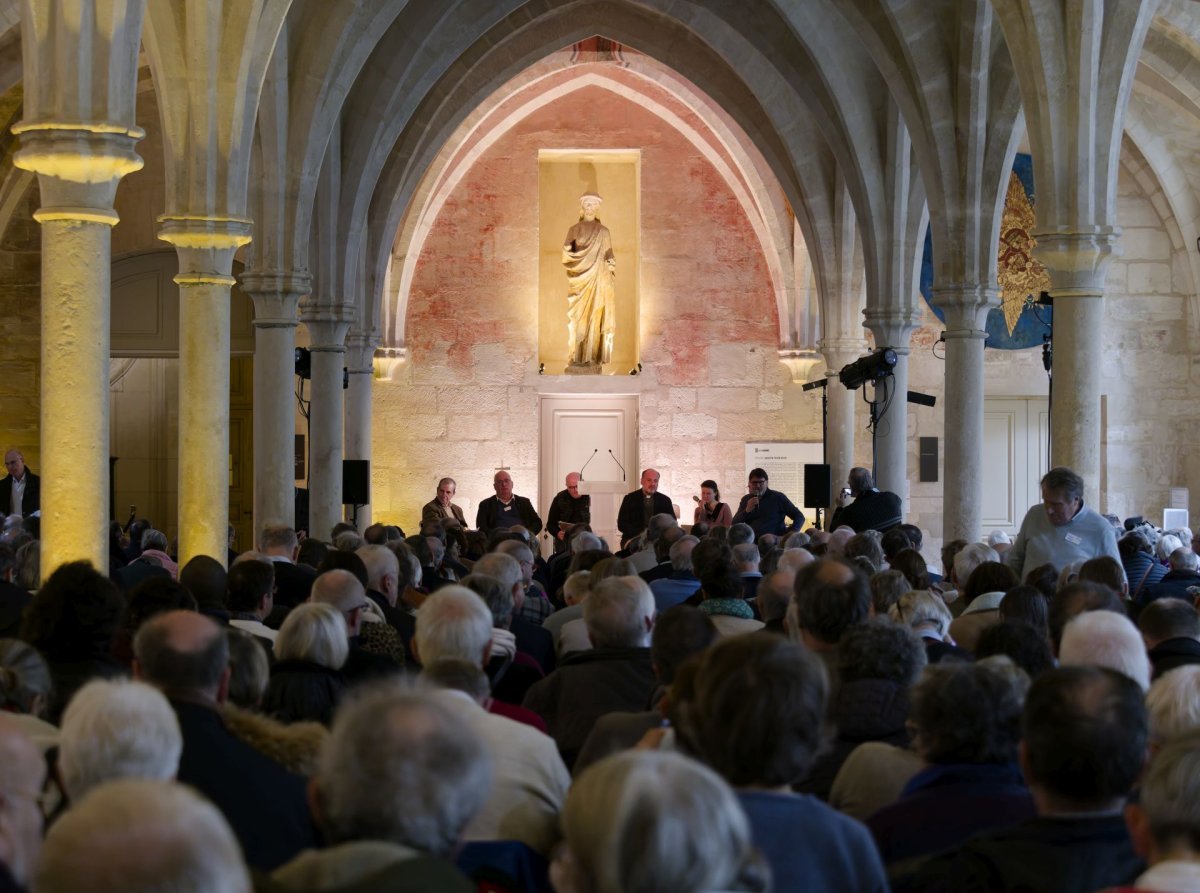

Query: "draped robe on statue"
(563, 217), (616, 366)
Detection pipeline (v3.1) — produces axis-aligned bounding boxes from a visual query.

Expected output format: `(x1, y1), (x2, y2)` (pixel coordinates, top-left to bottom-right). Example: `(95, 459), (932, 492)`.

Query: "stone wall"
(0, 183), (41, 468)
(904, 154), (1199, 565)
(371, 83), (822, 531)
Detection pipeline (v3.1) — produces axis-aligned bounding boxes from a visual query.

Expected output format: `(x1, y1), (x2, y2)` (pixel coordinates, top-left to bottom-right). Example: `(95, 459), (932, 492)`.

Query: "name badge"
(1064, 532), (1082, 545)
(503, 505), (512, 512)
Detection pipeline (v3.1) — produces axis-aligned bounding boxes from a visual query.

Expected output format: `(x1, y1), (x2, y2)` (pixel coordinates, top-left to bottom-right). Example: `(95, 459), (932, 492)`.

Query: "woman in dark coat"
(263, 602), (347, 726)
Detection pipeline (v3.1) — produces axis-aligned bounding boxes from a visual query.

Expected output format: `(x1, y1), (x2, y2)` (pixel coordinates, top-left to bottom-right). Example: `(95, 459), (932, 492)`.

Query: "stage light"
(838, 348), (897, 390)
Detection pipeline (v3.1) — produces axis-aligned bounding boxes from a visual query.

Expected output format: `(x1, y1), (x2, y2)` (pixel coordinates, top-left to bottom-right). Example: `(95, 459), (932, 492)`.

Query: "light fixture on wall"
(538, 362), (545, 375)
(628, 362), (642, 376)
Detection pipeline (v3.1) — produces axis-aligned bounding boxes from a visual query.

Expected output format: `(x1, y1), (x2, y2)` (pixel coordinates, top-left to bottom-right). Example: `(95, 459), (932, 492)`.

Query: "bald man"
(310, 569), (404, 682)
(617, 468), (674, 549)
(133, 611), (315, 871)
(0, 716), (46, 891)
(475, 471), (542, 535)
(546, 472), (591, 553)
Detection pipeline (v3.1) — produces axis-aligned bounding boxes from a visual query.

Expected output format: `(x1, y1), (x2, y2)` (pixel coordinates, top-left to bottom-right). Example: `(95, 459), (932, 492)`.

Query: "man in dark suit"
(732, 467), (805, 538)
(475, 471), (542, 535)
(0, 450), (39, 517)
(133, 610), (316, 872)
(259, 523), (316, 608)
(617, 468), (673, 549)
(829, 466), (903, 533)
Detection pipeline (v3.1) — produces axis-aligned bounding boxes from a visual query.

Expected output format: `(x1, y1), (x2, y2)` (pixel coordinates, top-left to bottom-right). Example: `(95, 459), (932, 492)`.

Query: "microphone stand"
(579, 449), (598, 481)
(608, 450), (626, 481)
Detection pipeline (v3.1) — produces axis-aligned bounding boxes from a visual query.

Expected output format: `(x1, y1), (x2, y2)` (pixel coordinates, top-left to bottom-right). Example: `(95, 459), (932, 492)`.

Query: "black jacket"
(829, 488), (903, 533)
(263, 659), (345, 726)
(475, 495), (543, 535)
(0, 470), (38, 516)
(617, 490), (673, 545)
(171, 698), (317, 871)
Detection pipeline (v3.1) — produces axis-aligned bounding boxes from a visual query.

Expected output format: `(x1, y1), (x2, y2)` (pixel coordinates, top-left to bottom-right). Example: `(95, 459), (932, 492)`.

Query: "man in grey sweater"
(1006, 467), (1120, 579)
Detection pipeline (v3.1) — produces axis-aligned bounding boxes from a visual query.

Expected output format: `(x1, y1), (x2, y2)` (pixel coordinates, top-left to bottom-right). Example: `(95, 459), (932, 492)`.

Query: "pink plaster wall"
(373, 82), (817, 529)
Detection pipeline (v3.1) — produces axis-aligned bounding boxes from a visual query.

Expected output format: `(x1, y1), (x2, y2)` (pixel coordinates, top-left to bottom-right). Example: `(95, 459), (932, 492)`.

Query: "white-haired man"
(1141, 547), (1200, 606)
(523, 577), (657, 769)
(33, 779), (250, 893)
(0, 716), (44, 891)
(474, 551), (555, 674)
(271, 688), (487, 892)
(415, 590), (569, 855)
(58, 679), (182, 802)
(1058, 610), (1152, 692)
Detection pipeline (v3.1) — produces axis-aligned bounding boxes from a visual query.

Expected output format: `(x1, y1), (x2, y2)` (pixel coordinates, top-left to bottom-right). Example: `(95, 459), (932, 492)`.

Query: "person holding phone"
(693, 479), (732, 529)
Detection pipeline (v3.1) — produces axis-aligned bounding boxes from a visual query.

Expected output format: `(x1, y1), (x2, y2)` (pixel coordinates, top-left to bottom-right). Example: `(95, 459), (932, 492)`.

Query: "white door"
(538, 394), (639, 550)
(982, 397), (1050, 534)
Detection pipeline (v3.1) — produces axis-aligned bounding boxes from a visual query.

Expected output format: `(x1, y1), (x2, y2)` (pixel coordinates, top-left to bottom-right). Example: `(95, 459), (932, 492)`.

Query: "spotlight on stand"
(294, 347), (311, 380)
(838, 348), (897, 390)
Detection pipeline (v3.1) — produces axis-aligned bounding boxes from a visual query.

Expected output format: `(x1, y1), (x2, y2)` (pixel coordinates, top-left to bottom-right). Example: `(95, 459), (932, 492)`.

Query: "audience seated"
(888, 589), (968, 663)
(34, 779), (251, 893)
(682, 633), (887, 892)
(474, 552), (555, 674)
(754, 569), (793, 634)
(133, 610), (316, 871)
(556, 556), (635, 654)
(552, 750), (768, 893)
(573, 604), (718, 772)
(309, 568), (401, 684)
(523, 577), (657, 769)
(865, 659), (1034, 870)
(1113, 729), (1200, 893)
(0, 639), (57, 751)
(1048, 580), (1126, 655)
(420, 659), (569, 856)
(1120, 530), (1167, 603)
(1058, 609), (1152, 691)
(1145, 665), (1200, 751)
(973, 621), (1055, 678)
(647, 535), (701, 612)
(893, 665), (1147, 893)
(1142, 547), (1200, 606)
(948, 561), (1019, 653)
(787, 558), (872, 687)
(263, 602), (348, 725)
(259, 524), (316, 608)
(696, 544), (764, 637)
(0, 716), (47, 891)
(271, 687), (484, 892)
(1139, 598), (1200, 679)
(798, 618), (925, 800)
(57, 679), (181, 802)
(20, 561), (125, 723)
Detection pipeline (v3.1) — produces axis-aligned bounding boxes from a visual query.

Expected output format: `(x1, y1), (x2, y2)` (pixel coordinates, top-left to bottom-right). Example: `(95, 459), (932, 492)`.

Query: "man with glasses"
(732, 468), (805, 539)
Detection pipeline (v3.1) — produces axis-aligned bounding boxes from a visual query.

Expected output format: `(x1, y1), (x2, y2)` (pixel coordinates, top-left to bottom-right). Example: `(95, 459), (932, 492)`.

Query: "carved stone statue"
(563, 193), (615, 369)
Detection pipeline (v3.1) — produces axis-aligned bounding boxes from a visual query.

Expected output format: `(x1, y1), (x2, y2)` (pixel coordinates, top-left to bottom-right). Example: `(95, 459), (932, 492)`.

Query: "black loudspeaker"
(919, 437), (939, 483)
(342, 460), (370, 505)
(804, 463), (832, 508)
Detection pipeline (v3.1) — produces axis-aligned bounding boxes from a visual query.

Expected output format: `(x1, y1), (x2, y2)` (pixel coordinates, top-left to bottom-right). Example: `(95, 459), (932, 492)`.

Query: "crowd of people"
(0, 460), (1198, 892)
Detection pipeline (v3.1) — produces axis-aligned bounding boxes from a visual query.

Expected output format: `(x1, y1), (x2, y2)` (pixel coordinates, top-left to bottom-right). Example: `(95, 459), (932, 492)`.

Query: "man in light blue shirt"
(1005, 467), (1120, 580)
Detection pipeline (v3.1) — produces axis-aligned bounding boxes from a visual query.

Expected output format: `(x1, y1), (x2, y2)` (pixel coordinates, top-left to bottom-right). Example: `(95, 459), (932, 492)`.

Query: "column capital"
(818, 338), (871, 377)
(777, 349), (823, 384)
(241, 270), (310, 327)
(303, 305), (354, 351)
(1033, 226), (1121, 297)
(346, 330), (382, 373)
(14, 125), (146, 222)
(930, 284), (1000, 333)
(863, 308), (921, 351)
(159, 216), (253, 288)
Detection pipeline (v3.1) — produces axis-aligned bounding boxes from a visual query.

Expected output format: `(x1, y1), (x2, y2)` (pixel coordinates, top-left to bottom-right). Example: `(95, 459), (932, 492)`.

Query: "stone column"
(241, 272), (308, 537)
(1037, 229), (1119, 506)
(935, 290), (995, 544)
(303, 311), (352, 540)
(159, 216), (253, 568)
(13, 128), (144, 576)
(864, 316), (918, 500)
(344, 331), (377, 528)
(13, 0), (147, 576)
(818, 339), (867, 520)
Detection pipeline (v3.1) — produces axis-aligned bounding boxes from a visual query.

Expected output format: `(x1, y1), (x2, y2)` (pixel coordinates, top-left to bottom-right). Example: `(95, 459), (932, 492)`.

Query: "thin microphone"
(608, 449), (626, 481)
(579, 449), (598, 481)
